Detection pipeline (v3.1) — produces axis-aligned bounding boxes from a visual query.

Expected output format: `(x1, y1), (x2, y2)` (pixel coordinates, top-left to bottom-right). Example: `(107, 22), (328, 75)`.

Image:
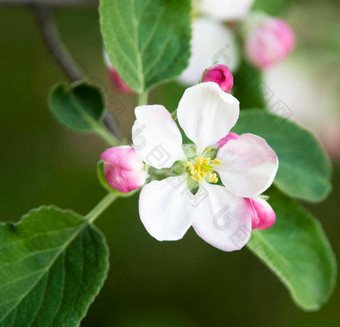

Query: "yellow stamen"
(214, 159), (222, 166)
(184, 156), (220, 183)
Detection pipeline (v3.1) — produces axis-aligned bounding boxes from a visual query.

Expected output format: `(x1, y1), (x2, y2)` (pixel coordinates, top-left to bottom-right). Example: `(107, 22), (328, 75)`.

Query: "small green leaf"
(100, 0), (192, 92)
(48, 82), (105, 132)
(232, 110), (332, 202)
(48, 82), (117, 146)
(248, 190), (336, 311)
(0, 206), (109, 326)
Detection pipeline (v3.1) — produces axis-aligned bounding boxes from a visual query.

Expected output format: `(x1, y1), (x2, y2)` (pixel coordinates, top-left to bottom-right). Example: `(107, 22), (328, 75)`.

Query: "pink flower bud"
(245, 197), (276, 230)
(108, 68), (133, 94)
(202, 64), (234, 93)
(104, 50), (133, 94)
(217, 132), (239, 148)
(245, 17), (295, 70)
(100, 146), (147, 193)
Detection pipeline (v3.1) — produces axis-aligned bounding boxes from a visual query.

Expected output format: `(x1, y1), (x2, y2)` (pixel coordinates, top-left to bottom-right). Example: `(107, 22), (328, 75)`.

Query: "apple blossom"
(178, 17), (239, 85)
(264, 58), (340, 161)
(244, 16), (295, 69)
(197, 0), (255, 21)
(132, 82), (278, 251)
(100, 146), (147, 193)
(202, 64), (234, 93)
(180, 0), (257, 86)
(217, 132), (276, 230)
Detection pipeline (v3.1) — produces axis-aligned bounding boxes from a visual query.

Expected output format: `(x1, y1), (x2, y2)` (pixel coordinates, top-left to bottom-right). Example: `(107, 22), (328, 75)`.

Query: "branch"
(35, 5), (82, 81)
(34, 5), (122, 140)
(0, 0), (98, 6)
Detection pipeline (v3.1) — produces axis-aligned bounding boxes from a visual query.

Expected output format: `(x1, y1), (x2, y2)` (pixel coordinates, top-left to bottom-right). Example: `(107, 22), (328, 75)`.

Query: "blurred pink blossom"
(245, 17), (295, 69)
(103, 50), (133, 93)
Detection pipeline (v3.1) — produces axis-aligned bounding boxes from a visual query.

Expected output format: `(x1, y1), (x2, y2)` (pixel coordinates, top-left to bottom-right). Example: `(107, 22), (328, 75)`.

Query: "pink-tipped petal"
(245, 197), (276, 230)
(216, 133), (279, 198)
(217, 132), (239, 148)
(100, 146), (147, 193)
(202, 64), (234, 93)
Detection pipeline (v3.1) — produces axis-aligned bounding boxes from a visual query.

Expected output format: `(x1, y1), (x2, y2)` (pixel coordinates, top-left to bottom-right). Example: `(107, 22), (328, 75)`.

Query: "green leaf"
(48, 82), (105, 132)
(233, 58), (266, 110)
(232, 110), (332, 202)
(253, 0), (295, 15)
(48, 82), (117, 146)
(0, 206), (109, 326)
(248, 190), (337, 311)
(100, 0), (192, 93)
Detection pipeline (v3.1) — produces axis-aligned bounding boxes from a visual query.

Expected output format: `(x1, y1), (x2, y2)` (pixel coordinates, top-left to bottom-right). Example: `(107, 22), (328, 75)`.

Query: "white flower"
(179, 0), (256, 86)
(197, 0), (255, 21)
(132, 82), (278, 251)
(178, 17), (239, 85)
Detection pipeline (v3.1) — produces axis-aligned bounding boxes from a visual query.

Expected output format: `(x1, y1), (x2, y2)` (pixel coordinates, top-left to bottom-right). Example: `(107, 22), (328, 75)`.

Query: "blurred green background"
(0, 1), (339, 326)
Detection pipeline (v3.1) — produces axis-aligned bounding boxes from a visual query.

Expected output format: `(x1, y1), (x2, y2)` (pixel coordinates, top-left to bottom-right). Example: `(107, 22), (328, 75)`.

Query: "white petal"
(178, 17), (240, 85)
(191, 183), (252, 252)
(138, 175), (194, 241)
(132, 105), (186, 169)
(216, 133), (279, 198)
(198, 0), (255, 21)
(177, 82), (239, 154)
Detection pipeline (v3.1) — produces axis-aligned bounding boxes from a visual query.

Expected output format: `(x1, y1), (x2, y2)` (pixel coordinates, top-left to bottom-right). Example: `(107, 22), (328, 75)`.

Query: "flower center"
(184, 154), (221, 183)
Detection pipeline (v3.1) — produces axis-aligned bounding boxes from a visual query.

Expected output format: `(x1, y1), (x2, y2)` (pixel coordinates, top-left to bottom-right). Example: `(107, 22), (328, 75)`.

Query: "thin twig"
(35, 5), (82, 81)
(0, 0), (98, 7)
(34, 4), (122, 140)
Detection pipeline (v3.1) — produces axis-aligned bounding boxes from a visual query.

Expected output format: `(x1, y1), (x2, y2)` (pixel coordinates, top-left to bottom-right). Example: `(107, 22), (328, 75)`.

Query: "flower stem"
(138, 91), (149, 106)
(95, 123), (120, 147)
(86, 192), (118, 224)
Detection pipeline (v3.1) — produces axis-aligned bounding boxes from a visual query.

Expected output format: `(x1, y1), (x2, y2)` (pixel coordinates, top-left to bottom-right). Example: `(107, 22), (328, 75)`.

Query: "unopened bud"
(245, 197), (276, 230)
(104, 50), (133, 93)
(244, 16), (295, 69)
(100, 146), (147, 193)
(202, 64), (234, 93)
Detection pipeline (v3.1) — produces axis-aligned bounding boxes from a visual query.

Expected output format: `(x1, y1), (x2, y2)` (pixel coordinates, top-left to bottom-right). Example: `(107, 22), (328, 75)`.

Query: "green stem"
(95, 123), (120, 147)
(171, 110), (177, 121)
(138, 91), (149, 106)
(86, 192), (118, 223)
